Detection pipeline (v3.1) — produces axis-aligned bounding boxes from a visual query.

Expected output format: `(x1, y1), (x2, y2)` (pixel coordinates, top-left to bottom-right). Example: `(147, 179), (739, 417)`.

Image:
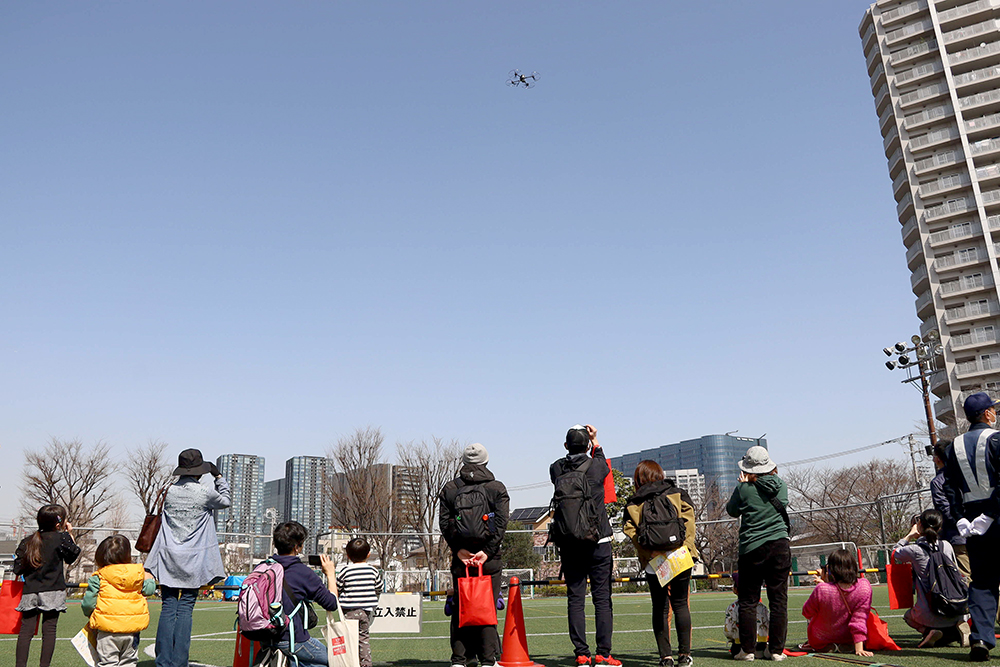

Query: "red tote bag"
(865, 609), (901, 651)
(886, 555), (913, 610)
(458, 565), (498, 628)
(0, 580), (25, 635)
(232, 628), (261, 667)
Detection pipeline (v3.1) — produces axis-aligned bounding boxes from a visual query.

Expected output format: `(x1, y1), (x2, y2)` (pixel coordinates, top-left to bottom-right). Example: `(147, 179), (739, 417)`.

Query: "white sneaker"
(770, 652), (786, 662)
(958, 621), (972, 648)
(734, 650), (754, 661)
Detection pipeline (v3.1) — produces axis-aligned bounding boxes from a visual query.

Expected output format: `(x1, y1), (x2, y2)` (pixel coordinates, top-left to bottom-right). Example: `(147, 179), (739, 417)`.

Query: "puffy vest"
(88, 564), (150, 634)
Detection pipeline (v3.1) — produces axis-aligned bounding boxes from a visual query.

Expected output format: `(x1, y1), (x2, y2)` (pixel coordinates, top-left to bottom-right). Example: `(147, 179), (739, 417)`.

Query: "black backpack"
(636, 490), (686, 551)
(917, 541), (969, 617)
(453, 480), (495, 543)
(549, 458), (602, 546)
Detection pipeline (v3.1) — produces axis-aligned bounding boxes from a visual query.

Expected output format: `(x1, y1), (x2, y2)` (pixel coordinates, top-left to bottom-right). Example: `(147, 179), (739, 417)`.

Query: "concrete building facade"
(861, 0), (1000, 421)
(215, 453), (266, 556)
(285, 455), (333, 554)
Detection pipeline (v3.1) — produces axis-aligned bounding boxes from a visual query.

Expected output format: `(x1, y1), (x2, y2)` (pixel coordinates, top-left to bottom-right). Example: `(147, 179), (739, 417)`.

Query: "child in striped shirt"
(336, 537), (384, 667)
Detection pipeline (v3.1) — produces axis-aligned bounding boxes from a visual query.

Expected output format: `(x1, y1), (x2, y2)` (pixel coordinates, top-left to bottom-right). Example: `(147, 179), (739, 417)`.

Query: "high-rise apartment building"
(608, 434), (767, 499)
(264, 478), (286, 525)
(664, 468), (707, 509)
(861, 1), (1000, 422)
(285, 456), (333, 554)
(215, 453), (265, 555)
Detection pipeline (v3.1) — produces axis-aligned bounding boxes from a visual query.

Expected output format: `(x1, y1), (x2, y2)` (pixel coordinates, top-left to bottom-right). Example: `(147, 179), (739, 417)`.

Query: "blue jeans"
(275, 637), (328, 666)
(155, 586), (197, 667)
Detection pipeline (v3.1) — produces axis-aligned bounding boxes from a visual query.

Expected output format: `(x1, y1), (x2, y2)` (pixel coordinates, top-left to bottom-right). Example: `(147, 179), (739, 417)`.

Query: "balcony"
(937, 0), (998, 25)
(898, 192), (916, 220)
(970, 136), (1000, 156)
(894, 169), (911, 197)
(929, 222), (979, 246)
(959, 88), (1000, 111)
(863, 22), (877, 50)
(953, 63), (1000, 89)
(924, 196), (975, 221)
(881, 105), (898, 133)
(906, 237), (925, 265)
(976, 163), (1000, 181)
(967, 112), (1000, 135)
(867, 44), (883, 74)
(921, 315), (939, 338)
(914, 148), (962, 173)
(889, 147), (906, 177)
(951, 40), (1000, 66)
(944, 299), (1000, 323)
(935, 395), (956, 423)
(912, 265), (931, 294)
(896, 60), (944, 85)
(909, 125), (960, 152)
(919, 173), (971, 197)
(941, 273), (993, 298)
(983, 188), (1000, 205)
(890, 39), (937, 67)
(951, 328), (1000, 351)
(902, 215), (921, 244)
(882, 0), (927, 26)
(904, 104), (953, 130)
(917, 289), (935, 317)
(871, 63), (887, 92)
(899, 81), (948, 108)
(887, 19), (934, 46)
(955, 353), (1000, 378)
(935, 245), (988, 271)
(943, 18), (1000, 48)
(875, 84), (892, 113)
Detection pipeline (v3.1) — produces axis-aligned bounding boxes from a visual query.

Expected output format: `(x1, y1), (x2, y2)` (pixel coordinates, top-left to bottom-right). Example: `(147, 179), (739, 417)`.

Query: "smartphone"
(307, 555), (322, 566)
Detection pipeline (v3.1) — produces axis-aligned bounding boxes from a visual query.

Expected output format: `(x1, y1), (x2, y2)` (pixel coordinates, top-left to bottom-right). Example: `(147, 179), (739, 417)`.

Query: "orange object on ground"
(498, 577), (544, 667)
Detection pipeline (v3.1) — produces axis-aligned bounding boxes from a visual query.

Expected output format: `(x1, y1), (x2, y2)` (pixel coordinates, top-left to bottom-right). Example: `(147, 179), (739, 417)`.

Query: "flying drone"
(507, 69), (540, 88)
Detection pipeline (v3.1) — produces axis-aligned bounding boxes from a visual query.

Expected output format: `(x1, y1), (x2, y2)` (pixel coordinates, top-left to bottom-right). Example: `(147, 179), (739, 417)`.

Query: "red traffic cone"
(498, 577), (543, 667)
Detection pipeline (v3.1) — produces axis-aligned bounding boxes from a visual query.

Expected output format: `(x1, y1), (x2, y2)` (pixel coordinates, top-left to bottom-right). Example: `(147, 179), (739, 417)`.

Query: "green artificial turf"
(0, 585), (983, 667)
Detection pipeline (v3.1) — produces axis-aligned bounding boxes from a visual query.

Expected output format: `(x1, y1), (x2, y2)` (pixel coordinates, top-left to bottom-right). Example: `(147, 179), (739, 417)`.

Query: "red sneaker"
(576, 657), (593, 666)
(595, 657), (622, 666)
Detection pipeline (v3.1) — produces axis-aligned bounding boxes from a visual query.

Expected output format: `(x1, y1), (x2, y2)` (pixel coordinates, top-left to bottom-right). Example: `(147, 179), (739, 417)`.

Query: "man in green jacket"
(726, 446), (790, 662)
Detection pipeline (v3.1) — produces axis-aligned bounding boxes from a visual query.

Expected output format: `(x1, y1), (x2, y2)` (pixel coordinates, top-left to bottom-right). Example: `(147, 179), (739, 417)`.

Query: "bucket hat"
(173, 448), (213, 477)
(738, 445), (776, 475)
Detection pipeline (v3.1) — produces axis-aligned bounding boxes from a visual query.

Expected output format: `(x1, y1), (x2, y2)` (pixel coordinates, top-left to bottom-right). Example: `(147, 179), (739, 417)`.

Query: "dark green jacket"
(726, 474), (789, 555)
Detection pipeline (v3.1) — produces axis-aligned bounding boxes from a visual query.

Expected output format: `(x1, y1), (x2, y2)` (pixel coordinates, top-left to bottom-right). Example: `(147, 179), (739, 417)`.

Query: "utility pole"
(907, 434), (921, 488)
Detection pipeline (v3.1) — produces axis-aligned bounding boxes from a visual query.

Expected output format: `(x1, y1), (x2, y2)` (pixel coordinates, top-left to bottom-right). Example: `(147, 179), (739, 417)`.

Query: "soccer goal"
(501, 568), (535, 599)
(789, 542), (859, 586)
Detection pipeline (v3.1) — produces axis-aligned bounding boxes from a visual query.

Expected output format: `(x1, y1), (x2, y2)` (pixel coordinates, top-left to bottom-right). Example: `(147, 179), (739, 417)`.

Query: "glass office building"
(608, 434), (768, 498)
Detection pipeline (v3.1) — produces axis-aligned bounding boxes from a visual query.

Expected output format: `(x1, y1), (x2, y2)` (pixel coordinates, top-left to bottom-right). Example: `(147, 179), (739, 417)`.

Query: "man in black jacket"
(439, 443), (510, 667)
(549, 424), (619, 666)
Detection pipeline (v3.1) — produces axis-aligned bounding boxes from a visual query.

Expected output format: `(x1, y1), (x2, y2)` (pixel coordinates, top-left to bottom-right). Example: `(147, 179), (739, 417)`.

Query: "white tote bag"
(323, 609), (360, 667)
(70, 626), (100, 667)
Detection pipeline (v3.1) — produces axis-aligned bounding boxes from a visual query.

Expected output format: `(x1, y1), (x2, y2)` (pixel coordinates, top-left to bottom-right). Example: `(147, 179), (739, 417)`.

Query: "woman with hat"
(144, 449), (231, 667)
(726, 446), (791, 662)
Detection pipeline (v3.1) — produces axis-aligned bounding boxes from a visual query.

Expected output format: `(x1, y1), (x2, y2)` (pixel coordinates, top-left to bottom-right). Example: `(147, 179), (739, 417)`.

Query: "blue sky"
(0, 1), (925, 523)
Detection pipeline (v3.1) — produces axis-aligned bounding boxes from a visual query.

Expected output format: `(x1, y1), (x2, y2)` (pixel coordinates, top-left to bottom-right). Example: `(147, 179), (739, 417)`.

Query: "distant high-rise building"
(285, 456), (333, 554)
(264, 477), (286, 525)
(860, 2), (1000, 422)
(608, 434), (768, 499)
(215, 454), (265, 555)
(664, 468), (707, 509)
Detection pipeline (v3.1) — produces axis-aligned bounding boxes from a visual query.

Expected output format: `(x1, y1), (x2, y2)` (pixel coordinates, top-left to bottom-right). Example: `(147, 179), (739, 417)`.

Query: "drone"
(506, 69), (540, 89)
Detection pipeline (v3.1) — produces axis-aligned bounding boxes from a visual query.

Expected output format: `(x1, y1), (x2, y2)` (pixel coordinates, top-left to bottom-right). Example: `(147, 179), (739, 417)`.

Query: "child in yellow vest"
(82, 535), (157, 666)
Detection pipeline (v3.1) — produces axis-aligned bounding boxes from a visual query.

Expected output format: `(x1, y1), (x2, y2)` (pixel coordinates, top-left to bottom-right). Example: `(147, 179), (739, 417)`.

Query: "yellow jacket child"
(83, 563), (156, 633)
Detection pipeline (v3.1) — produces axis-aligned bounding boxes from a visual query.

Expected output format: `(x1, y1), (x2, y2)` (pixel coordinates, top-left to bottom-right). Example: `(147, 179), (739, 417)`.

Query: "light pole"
(882, 330), (944, 446)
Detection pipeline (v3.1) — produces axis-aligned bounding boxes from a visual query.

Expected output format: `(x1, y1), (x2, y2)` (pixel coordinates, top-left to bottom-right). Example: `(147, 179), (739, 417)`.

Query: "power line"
(506, 435), (917, 491)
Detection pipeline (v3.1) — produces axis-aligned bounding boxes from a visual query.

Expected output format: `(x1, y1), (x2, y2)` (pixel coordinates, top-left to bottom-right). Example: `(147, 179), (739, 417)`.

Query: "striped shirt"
(335, 562), (384, 609)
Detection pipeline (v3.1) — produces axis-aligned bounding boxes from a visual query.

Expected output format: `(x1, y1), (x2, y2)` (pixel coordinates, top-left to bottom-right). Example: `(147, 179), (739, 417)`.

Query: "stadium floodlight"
(911, 334), (922, 345)
(898, 354), (910, 365)
(884, 347), (894, 356)
(894, 342), (907, 353)
(924, 329), (940, 343)
(886, 360), (897, 370)
(881, 333), (942, 446)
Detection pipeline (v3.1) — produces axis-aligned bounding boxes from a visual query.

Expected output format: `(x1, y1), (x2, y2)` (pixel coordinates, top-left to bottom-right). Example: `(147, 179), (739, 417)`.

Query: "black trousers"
(450, 559), (502, 666)
(966, 523), (1000, 647)
(737, 538), (790, 654)
(562, 541), (614, 658)
(646, 569), (692, 659)
(15, 609), (60, 667)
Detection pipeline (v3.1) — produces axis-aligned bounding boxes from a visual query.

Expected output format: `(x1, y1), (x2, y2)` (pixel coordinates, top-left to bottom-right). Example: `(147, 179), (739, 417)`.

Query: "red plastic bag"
(886, 557), (913, 610)
(865, 609), (901, 651)
(0, 580), (24, 635)
(458, 565), (497, 628)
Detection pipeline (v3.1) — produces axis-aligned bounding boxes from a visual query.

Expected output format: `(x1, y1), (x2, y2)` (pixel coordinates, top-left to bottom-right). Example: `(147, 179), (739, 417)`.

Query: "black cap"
(173, 448), (213, 477)
(565, 426), (589, 453)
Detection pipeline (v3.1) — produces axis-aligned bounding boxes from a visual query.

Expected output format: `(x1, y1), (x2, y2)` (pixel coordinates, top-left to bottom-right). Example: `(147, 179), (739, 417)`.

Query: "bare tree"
(21, 438), (121, 580)
(693, 479), (739, 582)
(395, 437), (462, 575)
(21, 438), (120, 529)
(326, 427), (397, 566)
(123, 439), (173, 515)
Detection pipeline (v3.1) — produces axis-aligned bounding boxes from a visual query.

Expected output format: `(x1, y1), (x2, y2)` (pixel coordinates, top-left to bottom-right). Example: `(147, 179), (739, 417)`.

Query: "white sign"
(369, 592), (422, 634)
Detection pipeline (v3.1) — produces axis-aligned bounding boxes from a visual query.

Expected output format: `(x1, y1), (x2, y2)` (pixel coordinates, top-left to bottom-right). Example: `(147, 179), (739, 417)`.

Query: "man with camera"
(548, 424), (620, 666)
(943, 392), (1000, 661)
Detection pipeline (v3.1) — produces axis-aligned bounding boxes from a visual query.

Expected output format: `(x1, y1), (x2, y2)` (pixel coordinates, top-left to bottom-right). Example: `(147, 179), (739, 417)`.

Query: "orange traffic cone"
(498, 577), (544, 667)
